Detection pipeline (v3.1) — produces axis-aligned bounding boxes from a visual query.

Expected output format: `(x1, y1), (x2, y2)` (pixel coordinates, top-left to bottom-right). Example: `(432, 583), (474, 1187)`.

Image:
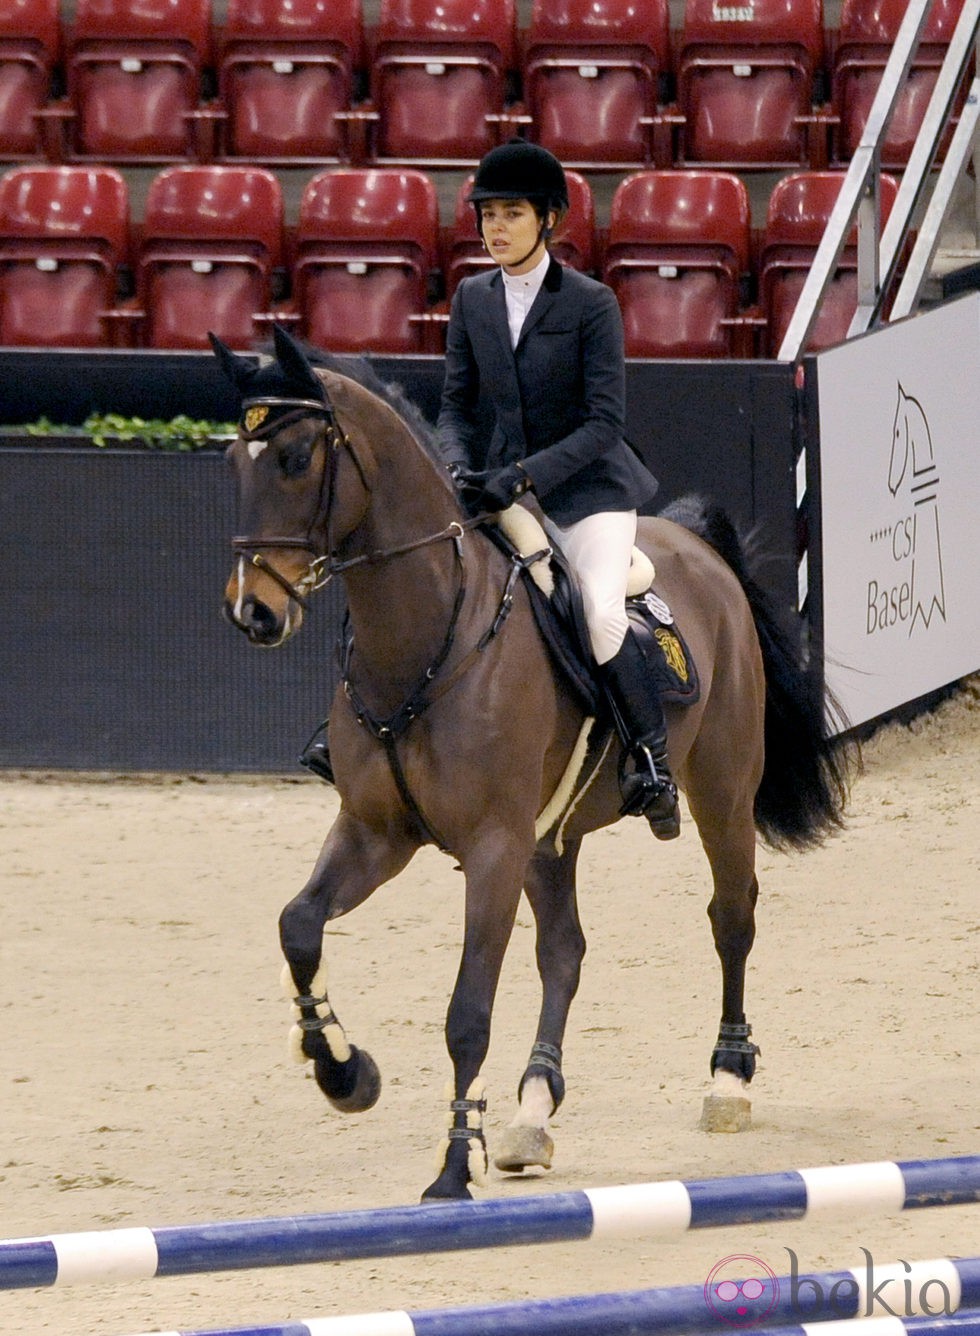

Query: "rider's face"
(479, 198), (553, 275)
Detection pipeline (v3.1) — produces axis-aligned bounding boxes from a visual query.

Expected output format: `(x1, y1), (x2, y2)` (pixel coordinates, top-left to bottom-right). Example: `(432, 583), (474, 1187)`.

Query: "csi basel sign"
(866, 383), (946, 637)
(816, 295), (980, 730)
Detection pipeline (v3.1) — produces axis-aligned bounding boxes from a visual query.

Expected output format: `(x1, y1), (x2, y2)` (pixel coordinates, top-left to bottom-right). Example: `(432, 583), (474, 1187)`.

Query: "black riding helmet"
(468, 141), (569, 266)
(468, 139), (570, 213)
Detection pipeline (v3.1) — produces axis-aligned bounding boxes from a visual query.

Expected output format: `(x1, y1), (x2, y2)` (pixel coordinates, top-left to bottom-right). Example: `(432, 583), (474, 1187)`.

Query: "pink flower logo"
(704, 1254), (781, 1326)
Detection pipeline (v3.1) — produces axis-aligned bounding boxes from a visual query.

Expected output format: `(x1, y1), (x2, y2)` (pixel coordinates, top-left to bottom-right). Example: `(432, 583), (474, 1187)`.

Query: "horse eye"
(279, 445), (312, 479)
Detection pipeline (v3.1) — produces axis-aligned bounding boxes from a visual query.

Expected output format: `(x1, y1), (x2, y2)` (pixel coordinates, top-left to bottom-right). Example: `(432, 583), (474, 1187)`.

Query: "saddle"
(487, 504), (700, 716)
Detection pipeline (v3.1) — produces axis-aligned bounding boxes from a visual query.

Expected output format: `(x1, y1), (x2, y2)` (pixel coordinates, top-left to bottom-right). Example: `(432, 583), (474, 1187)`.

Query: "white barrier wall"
(816, 293), (980, 729)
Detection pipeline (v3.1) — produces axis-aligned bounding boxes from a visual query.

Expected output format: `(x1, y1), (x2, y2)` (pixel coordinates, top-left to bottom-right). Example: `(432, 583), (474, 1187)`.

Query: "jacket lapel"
(515, 257), (564, 350)
(488, 269), (513, 360)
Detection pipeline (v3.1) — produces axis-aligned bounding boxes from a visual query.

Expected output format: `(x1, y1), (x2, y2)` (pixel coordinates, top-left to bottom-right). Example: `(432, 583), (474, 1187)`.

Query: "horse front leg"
(279, 810), (417, 1114)
(422, 836), (529, 1202)
(494, 838), (585, 1176)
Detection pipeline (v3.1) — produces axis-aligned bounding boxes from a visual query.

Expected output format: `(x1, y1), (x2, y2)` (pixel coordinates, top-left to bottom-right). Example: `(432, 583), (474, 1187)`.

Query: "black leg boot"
(600, 631), (681, 841)
(299, 719), (334, 785)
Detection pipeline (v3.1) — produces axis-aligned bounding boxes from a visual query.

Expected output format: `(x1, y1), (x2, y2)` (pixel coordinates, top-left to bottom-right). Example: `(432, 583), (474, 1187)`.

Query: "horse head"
(212, 324), (372, 646)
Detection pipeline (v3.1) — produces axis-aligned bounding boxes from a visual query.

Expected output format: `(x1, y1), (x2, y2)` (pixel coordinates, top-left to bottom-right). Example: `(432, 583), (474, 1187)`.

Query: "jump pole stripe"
(3, 1154), (979, 1290)
(116, 1257), (980, 1336)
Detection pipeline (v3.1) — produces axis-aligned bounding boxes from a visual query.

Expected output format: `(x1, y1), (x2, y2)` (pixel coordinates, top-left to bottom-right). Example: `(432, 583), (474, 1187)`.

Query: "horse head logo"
(885, 383), (945, 635)
(888, 383), (935, 497)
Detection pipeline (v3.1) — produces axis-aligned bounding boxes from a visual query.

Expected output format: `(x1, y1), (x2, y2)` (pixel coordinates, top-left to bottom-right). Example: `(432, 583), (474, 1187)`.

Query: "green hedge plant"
(19, 413), (236, 451)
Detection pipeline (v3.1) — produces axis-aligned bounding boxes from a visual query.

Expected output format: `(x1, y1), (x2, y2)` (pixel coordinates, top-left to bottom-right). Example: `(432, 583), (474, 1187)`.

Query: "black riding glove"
(456, 464), (531, 515)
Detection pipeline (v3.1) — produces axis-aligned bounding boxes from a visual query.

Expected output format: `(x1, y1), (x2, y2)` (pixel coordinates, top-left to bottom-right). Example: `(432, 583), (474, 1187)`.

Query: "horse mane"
(252, 336), (450, 484)
(300, 346), (449, 470)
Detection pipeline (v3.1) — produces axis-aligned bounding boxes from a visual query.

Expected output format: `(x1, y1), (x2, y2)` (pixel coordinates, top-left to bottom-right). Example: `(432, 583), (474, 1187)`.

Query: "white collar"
(501, 250), (550, 298)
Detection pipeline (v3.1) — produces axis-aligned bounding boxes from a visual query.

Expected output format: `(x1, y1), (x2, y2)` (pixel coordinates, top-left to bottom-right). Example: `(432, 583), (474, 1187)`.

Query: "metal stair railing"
(776, 0), (980, 362)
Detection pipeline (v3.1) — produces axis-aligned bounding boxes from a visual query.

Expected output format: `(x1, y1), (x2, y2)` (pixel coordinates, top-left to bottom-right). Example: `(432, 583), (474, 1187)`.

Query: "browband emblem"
(244, 405), (269, 432)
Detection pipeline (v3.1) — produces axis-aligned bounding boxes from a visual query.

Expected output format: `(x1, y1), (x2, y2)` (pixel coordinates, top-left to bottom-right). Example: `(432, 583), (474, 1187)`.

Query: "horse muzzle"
(223, 592), (302, 647)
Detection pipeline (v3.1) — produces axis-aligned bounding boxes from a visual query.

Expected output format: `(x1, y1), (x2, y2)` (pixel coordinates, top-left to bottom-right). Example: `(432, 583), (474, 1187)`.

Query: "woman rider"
(435, 139), (680, 839)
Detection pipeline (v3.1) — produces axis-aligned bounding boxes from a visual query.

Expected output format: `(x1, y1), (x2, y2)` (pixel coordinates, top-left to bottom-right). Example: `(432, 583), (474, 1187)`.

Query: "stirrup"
(618, 747), (681, 840)
(299, 722), (334, 785)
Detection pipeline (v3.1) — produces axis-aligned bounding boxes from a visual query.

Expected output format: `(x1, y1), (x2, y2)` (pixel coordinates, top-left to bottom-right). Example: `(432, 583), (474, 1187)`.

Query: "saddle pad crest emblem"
(655, 627), (689, 683)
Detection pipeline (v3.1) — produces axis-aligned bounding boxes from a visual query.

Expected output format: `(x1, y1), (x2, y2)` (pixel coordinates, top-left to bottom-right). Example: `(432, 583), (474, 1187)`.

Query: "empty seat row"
(0, 163), (901, 359)
(0, 0), (969, 170)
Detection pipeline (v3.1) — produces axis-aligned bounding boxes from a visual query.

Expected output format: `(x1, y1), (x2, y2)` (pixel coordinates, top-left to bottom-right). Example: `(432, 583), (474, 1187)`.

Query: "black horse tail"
(662, 495), (856, 851)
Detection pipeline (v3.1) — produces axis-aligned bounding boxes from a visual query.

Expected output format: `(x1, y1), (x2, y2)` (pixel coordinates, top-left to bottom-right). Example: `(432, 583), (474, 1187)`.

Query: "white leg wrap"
(434, 1078), (488, 1187)
(281, 960), (352, 1065)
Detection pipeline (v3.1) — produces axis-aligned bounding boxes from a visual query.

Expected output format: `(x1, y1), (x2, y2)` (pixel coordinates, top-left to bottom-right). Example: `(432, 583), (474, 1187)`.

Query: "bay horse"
(213, 324), (852, 1201)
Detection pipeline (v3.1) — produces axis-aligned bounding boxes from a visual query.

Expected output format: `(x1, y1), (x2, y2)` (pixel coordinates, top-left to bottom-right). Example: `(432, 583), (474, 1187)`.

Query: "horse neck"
(339, 429), (475, 702)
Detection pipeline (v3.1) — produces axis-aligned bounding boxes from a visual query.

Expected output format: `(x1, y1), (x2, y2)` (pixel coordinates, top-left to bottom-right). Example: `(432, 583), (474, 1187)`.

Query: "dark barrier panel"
(0, 353), (799, 771)
(0, 448), (342, 771)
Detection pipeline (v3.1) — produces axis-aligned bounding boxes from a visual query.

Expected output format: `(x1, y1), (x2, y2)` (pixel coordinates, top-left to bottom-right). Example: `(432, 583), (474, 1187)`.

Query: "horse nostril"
(241, 594), (280, 638)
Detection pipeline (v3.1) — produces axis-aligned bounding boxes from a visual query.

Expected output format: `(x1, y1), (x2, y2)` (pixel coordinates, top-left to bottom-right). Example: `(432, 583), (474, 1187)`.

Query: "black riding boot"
(601, 631), (680, 840)
(299, 720), (334, 785)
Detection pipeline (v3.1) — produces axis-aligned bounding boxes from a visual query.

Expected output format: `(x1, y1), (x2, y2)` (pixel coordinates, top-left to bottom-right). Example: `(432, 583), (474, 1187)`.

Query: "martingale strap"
(342, 548), (539, 852)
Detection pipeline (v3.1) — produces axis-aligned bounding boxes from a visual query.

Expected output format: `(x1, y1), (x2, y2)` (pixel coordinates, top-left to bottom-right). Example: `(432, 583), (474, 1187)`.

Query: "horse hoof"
(321, 1046), (382, 1114)
(493, 1126), (554, 1173)
(699, 1093), (752, 1132)
(420, 1180), (473, 1203)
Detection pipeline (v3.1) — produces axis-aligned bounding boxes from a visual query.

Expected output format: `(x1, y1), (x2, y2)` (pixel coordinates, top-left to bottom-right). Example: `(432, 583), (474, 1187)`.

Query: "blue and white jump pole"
(2, 1154), (979, 1290)
(113, 1254), (980, 1336)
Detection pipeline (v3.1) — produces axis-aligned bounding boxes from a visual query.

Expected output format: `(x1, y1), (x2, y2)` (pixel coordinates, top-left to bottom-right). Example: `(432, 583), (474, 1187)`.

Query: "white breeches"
(545, 510), (637, 665)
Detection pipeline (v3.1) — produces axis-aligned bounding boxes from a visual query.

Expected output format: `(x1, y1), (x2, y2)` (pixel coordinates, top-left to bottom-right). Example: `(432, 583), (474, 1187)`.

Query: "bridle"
(231, 393), (485, 610)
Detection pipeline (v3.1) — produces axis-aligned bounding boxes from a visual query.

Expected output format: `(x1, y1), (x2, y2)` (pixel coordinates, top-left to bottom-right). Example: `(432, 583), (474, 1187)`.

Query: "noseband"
(231, 393), (483, 610)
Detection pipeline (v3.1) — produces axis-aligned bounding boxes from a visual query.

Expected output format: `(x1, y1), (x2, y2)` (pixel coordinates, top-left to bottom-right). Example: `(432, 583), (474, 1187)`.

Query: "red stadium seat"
(758, 169), (899, 355)
(445, 168), (596, 296)
(0, 164), (128, 346)
(369, 0), (519, 164)
(290, 168), (439, 352)
(45, 0), (212, 162)
(0, 0), (60, 160)
(831, 0), (970, 167)
(602, 170), (751, 358)
(676, 0), (826, 167)
(134, 165), (283, 349)
(216, 0), (362, 163)
(523, 0), (671, 169)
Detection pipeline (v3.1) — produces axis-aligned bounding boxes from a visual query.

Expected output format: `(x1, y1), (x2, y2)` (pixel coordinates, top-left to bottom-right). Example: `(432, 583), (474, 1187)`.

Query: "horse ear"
(272, 323), (325, 399)
(209, 332), (256, 392)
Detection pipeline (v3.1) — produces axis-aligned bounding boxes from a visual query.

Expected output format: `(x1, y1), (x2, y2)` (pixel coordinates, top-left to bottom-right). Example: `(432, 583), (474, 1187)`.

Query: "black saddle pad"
(484, 524), (700, 714)
(626, 592), (700, 706)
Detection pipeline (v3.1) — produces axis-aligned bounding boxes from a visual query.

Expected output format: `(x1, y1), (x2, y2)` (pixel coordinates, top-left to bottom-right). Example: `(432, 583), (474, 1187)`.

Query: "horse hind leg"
(687, 786), (761, 1133)
(699, 867), (760, 1133)
(494, 839), (585, 1176)
(279, 811), (416, 1115)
